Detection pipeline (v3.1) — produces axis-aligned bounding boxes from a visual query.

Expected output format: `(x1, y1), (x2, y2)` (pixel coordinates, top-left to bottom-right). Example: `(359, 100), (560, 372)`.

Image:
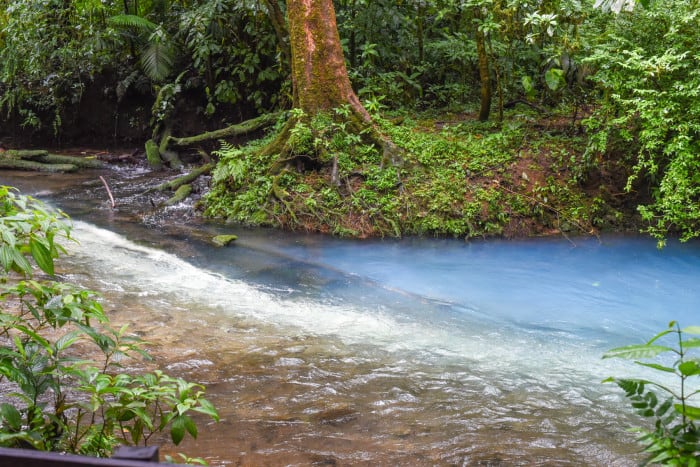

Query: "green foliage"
(585, 0), (700, 245)
(205, 108), (604, 238)
(179, 0), (284, 114)
(0, 186), (218, 457)
(0, 0), (114, 133)
(604, 322), (700, 465)
(0, 186), (71, 277)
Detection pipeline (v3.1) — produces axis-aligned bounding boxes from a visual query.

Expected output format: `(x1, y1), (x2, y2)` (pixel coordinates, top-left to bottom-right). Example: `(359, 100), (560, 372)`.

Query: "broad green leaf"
(30, 236), (54, 275)
(682, 338), (700, 349)
(603, 344), (674, 360)
(521, 76), (535, 99)
(55, 331), (82, 352)
(0, 245), (13, 271)
(183, 415), (198, 439)
(193, 399), (219, 421)
(10, 248), (32, 276)
(682, 326), (700, 335)
(678, 360), (700, 376)
(171, 415), (186, 445)
(544, 68), (564, 91)
(674, 403), (700, 420)
(0, 403), (22, 431)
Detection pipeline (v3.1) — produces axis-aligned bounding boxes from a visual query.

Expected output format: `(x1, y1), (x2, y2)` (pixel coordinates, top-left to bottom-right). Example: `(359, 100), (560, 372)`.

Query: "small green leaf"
(635, 362), (676, 373)
(675, 403), (700, 420)
(682, 326), (700, 335)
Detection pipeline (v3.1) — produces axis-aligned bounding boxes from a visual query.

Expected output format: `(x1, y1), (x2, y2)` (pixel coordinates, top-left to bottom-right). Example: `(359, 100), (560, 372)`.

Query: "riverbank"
(203, 108), (643, 240)
(2, 108), (645, 241)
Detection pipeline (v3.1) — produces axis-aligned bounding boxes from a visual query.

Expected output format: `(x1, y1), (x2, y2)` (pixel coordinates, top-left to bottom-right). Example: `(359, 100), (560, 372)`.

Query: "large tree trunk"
(286, 0), (370, 122)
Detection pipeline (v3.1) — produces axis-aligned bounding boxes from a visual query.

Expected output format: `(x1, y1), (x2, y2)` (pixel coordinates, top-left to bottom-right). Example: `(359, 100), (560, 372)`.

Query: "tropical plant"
(604, 322), (700, 465)
(0, 186), (218, 458)
(585, 0), (700, 246)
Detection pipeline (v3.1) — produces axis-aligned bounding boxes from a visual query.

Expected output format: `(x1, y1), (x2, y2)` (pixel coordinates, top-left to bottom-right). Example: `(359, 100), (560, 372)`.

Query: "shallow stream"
(2, 169), (699, 465)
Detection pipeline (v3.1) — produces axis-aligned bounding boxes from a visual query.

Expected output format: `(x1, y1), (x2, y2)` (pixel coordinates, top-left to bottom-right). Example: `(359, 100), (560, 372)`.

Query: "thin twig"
(99, 176), (116, 209)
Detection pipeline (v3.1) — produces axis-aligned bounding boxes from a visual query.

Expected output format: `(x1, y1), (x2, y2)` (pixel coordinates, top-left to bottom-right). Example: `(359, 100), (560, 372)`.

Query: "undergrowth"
(204, 109), (621, 239)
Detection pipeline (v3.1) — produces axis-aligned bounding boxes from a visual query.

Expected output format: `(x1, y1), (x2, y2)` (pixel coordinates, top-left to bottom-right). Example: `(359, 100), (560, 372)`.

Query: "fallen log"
(4, 149), (49, 158)
(2, 150), (105, 170)
(0, 158), (78, 172)
(40, 154), (105, 169)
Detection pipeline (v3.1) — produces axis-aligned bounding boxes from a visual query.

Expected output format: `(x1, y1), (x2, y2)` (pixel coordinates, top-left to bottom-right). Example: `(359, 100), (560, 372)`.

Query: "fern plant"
(604, 322), (700, 465)
(107, 14), (176, 82)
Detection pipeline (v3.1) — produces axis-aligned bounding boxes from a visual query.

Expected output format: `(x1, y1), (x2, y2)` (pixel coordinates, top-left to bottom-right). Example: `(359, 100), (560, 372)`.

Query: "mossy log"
(145, 139), (163, 169)
(145, 163), (214, 193)
(164, 184), (192, 206)
(2, 150), (104, 170)
(158, 127), (183, 169)
(0, 158), (78, 172)
(40, 154), (104, 169)
(4, 149), (49, 158)
(163, 112), (281, 148)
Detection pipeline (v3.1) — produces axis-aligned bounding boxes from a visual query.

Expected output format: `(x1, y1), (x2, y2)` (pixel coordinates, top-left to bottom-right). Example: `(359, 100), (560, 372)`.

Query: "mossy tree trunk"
(286, 0), (370, 121)
(263, 0), (380, 170)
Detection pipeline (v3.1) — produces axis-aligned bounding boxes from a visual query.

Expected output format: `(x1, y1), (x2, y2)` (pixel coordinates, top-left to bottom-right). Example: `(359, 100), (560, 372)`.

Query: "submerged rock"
(212, 234), (238, 247)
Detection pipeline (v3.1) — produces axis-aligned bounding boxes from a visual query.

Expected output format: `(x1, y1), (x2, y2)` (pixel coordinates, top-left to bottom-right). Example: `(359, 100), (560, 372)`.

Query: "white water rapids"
(55, 219), (699, 466)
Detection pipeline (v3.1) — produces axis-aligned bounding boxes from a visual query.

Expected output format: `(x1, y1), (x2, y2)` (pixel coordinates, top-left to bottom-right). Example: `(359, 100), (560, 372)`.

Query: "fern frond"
(140, 42), (175, 82)
(107, 14), (158, 33)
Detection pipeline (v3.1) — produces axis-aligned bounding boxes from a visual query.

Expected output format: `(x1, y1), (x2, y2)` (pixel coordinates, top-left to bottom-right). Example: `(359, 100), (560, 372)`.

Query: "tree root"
(147, 113), (280, 170)
(143, 163), (214, 194)
(271, 172), (298, 223)
(164, 184), (193, 206)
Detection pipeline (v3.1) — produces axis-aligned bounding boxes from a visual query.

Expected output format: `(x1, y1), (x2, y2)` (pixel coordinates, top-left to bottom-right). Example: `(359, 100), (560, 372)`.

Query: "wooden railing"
(0, 446), (161, 467)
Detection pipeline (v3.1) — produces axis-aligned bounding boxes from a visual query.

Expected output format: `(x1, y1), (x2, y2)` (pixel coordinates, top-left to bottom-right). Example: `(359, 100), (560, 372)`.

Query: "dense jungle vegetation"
(0, 0), (699, 244)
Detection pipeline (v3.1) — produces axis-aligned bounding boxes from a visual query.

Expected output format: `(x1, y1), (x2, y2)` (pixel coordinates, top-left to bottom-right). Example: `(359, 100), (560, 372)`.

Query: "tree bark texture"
(286, 0), (370, 122)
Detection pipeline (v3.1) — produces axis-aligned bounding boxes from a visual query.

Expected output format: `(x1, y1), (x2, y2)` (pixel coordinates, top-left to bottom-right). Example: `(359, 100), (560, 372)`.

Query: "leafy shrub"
(586, 0), (700, 246)
(604, 322), (700, 465)
(0, 186), (218, 457)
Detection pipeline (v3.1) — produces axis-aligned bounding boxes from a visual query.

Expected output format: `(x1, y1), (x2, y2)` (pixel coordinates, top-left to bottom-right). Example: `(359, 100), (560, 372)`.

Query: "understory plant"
(0, 186), (218, 457)
(604, 322), (700, 465)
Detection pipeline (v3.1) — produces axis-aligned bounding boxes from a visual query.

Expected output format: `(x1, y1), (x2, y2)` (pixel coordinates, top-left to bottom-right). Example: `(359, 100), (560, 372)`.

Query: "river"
(2, 168), (699, 465)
